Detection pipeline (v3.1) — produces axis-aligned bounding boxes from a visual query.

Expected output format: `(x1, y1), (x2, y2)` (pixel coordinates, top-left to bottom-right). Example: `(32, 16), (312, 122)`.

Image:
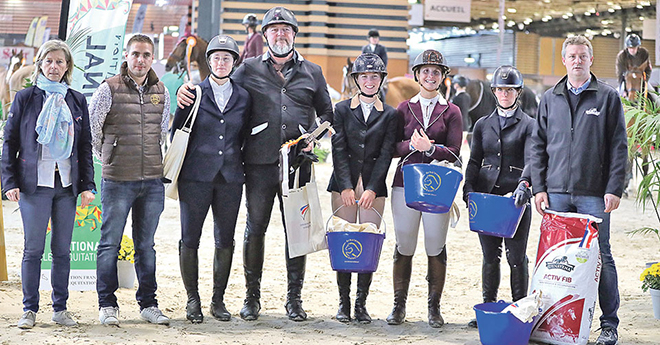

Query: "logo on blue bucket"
(422, 171), (442, 192)
(468, 199), (478, 219)
(342, 239), (363, 259)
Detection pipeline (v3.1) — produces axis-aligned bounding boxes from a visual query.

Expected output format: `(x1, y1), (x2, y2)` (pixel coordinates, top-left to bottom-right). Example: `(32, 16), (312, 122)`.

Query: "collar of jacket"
(409, 92), (448, 105)
(261, 49), (305, 63)
(553, 72), (599, 96)
(120, 61), (160, 90)
(350, 94), (384, 112)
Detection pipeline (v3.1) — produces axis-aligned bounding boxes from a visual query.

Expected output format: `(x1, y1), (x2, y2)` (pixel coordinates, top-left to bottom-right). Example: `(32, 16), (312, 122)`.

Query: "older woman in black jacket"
(327, 53), (397, 324)
(172, 35), (251, 324)
(463, 65), (534, 328)
(2, 39), (95, 329)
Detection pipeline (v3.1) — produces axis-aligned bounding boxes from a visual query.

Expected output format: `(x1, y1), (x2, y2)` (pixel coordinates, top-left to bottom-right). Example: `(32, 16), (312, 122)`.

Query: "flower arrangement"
(118, 235), (135, 263)
(640, 262), (660, 292)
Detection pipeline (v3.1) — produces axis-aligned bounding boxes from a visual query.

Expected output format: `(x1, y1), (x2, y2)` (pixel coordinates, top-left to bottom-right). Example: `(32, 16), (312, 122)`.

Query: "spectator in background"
(238, 13), (264, 65)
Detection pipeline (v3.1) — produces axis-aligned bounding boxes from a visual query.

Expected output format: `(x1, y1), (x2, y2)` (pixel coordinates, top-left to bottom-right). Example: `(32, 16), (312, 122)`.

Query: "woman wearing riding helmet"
(172, 35), (251, 323)
(463, 65), (534, 328)
(387, 49), (462, 328)
(327, 53), (397, 324)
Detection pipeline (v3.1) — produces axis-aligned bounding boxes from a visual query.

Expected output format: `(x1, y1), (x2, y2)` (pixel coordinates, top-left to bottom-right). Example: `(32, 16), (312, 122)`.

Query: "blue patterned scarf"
(35, 75), (74, 160)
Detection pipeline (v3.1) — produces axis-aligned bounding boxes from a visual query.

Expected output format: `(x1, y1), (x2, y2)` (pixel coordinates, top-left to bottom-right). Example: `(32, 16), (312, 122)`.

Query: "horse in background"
(622, 60), (657, 189)
(165, 35), (209, 83)
(0, 49), (27, 118)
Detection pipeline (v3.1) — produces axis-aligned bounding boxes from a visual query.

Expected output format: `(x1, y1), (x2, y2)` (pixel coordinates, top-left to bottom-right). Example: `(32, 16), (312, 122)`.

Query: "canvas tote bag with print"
(280, 144), (327, 258)
(162, 85), (202, 199)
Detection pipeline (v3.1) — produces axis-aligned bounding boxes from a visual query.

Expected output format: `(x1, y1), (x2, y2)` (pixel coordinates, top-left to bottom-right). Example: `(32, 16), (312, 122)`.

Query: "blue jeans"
(547, 193), (620, 330)
(19, 175), (76, 313)
(96, 178), (164, 310)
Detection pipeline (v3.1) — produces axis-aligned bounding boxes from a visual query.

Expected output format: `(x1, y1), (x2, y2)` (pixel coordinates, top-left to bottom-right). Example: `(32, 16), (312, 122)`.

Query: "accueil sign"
(424, 0), (472, 23)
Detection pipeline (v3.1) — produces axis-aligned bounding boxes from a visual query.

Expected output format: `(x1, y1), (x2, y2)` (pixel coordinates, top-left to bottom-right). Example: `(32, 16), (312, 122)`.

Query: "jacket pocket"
(102, 136), (117, 165)
(250, 122), (268, 135)
(509, 166), (523, 172)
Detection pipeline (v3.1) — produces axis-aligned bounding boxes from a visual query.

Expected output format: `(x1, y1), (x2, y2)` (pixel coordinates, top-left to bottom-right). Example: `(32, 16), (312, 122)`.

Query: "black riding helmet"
(261, 7), (298, 58)
(411, 49), (450, 90)
(351, 53), (387, 97)
(491, 65), (524, 110)
(368, 29), (380, 38)
(261, 7), (299, 33)
(242, 13), (258, 27)
(206, 35), (240, 80)
(625, 33), (641, 48)
(452, 75), (468, 88)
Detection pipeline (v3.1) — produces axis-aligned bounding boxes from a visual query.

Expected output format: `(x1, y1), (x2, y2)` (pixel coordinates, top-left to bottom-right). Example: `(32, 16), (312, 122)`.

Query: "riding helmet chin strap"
(494, 89), (521, 111)
(353, 75), (383, 98)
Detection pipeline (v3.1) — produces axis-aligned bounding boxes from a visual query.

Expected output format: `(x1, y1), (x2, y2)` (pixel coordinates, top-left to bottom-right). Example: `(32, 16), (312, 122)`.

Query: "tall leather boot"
(386, 249), (413, 325)
(179, 240), (203, 323)
(336, 272), (351, 323)
(354, 273), (373, 324)
(427, 250), (447, 328)
(510, 258), (529, 302)
(285, 244), (307, 321)
(210, 245), (234, 321)
(239, 235), (265, 321)
(469, 261), (500, 328)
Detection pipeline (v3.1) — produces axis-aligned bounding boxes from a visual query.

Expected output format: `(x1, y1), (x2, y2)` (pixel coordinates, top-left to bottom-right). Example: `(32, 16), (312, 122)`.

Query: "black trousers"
(178, 173), (243, 249)
(243, 162), (311, 239)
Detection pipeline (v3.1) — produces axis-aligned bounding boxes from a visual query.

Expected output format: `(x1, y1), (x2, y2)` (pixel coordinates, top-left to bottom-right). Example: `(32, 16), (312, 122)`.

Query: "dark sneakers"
(595, 327), (618, 345)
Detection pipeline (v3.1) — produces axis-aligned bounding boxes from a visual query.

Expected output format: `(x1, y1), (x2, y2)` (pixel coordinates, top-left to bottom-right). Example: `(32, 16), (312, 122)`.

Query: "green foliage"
(622, 93), (660, 238)
(314, 146), (330, 163)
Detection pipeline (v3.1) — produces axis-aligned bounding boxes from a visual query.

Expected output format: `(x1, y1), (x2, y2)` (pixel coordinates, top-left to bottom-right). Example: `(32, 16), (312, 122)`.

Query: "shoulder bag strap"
(182, 85), (202, 131)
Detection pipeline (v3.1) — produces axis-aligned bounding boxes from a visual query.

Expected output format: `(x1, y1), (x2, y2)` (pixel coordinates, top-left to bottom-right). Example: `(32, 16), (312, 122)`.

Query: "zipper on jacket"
(140, 88), (145, 180)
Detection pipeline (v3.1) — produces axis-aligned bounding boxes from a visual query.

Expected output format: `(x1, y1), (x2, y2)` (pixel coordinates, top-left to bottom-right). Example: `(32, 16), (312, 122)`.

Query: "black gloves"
(513, 181), (532, 207)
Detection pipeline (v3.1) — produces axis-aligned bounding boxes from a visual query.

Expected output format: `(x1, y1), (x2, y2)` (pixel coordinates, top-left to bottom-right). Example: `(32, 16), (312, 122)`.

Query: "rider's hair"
(33, 39), (74, 85)
(561, 36), (593, 58)
(126, 34), (155, 53)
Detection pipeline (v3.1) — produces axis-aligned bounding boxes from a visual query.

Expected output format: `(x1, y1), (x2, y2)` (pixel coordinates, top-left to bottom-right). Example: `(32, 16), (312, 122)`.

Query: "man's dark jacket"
(530, 73), (628, 198)
(232, 52), (333, 165)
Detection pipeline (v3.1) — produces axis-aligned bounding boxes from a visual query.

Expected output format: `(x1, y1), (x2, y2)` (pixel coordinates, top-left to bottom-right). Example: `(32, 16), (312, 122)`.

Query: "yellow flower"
(118, 235), (135, 262)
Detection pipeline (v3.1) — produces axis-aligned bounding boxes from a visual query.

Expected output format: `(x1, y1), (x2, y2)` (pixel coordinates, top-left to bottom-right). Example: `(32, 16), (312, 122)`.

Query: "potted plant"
(117, 235), (135, 288)
(640, 262), (660, 319)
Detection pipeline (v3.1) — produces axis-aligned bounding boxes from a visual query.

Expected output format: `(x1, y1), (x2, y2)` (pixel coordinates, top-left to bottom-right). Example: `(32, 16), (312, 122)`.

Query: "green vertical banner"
(39, 0), (133, 291)
(67, 0), (134, 102)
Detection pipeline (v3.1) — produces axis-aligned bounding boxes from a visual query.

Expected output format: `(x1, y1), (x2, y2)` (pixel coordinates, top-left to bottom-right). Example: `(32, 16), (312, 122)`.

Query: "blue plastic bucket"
(474, 301), (536, 345)
(327, 231), (385, 273)
(402, 164), (463, 213)
(468, 192), (526, 238)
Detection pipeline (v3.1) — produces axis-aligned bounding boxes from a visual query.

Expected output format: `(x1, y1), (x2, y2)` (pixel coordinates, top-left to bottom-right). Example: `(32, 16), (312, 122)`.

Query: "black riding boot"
(285, 244), (307, 321)
(510, 258), (529, 302)
(239, 235), (265, 321)
(210, 245), (234, 321)
(386, 249), (413, 325)
(354, 273), (373, 324)
(336, 272), (351, 323)
(427, 250), (447, 328)
(469, 261), (500, 328)
(179, 240), (203, 323)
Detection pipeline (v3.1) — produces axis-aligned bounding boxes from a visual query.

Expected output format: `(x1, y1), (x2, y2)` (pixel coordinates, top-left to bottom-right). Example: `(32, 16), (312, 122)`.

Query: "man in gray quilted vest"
(89, 34), (170, 326)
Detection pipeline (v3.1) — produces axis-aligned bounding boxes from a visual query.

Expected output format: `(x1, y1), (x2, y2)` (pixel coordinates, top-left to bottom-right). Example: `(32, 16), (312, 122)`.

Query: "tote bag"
(280, 144), (327, 258)
(162, 85), (202, 199)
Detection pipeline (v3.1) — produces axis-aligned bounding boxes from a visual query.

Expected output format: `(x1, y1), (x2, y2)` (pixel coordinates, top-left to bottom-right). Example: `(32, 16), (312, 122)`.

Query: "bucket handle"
(325, 201), (386, 236)
(396, 144), (463, 170)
